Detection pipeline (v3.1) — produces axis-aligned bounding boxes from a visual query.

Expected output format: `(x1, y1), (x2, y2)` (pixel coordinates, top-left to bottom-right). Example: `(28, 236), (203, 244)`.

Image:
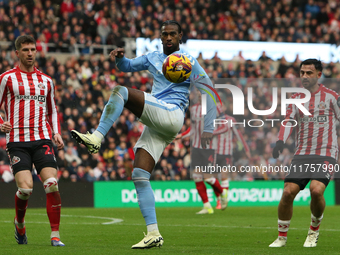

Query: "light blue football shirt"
(115, 49), (216, 133)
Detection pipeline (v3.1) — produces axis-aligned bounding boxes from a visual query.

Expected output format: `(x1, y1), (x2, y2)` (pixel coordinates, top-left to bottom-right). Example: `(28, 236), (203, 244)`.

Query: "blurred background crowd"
(1, 0), (340, 51)
(1, 0), (340, 183)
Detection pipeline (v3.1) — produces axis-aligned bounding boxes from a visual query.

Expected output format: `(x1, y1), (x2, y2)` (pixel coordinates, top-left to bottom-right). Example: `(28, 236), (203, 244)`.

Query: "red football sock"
(195, 181), (209, 203)
(213, 189), (220, 198)
(206, 178), (223, 196)
(46, 191), (61, 231)
(15, 194), (28, 224)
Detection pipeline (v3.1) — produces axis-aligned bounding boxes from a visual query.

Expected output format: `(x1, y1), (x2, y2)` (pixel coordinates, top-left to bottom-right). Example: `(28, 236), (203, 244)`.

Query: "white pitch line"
(1, 213), (123, 225)
(2, 213), (339, 232)
(114, 222), (340, 232)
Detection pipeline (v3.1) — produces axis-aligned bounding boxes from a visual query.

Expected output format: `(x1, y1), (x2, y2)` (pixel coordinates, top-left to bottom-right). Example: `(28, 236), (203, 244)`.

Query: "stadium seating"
(0, 0), (340, 182)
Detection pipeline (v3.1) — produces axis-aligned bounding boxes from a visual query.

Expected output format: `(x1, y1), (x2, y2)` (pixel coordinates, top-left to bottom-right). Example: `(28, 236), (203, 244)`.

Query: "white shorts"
(134, 93), (184, 163)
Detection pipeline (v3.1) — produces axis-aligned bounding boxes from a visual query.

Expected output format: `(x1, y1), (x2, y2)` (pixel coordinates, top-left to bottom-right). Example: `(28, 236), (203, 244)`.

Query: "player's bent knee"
(192, 173), (203, 182)
(281, 188), (298, 201)
(16, 187), (33, 200)
(310, 187), (324, 198)
(112, 85), (128, 104)
(43, 177), (59, 193)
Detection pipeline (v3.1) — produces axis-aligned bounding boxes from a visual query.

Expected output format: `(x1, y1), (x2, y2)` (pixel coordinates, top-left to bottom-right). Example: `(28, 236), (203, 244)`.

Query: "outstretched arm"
(110, 48), (149, 72)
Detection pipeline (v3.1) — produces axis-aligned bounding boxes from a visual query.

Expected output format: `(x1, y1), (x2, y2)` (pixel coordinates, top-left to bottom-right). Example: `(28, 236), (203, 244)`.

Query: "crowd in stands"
(1, 0), (340, 183)
(0, 0), (340, 54)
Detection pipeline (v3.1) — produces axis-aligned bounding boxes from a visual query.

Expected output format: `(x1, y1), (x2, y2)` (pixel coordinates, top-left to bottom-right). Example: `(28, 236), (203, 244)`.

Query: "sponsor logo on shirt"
(301, 115), (328, 122)
(16, 95), (46, 102)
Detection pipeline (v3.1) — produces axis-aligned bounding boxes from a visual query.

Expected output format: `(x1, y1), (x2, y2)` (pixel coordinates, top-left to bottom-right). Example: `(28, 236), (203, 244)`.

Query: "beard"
(302, 78), (318, 89)
(163, 44), (178, 55)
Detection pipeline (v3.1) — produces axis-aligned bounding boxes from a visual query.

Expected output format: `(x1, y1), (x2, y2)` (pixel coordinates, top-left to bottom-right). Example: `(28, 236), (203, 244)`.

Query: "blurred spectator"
(60, 0), (75, 16)
(64, 146), (82, 165)
(1, 0), (340, 183)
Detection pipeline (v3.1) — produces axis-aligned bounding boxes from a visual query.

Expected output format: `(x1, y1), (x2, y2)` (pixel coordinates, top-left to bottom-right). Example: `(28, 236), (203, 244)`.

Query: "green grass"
(0, 206), (339, 254)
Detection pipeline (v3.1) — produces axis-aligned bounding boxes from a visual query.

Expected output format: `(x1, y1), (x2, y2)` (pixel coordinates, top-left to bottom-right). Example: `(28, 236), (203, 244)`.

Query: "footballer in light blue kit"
(71, 20), (216, 249)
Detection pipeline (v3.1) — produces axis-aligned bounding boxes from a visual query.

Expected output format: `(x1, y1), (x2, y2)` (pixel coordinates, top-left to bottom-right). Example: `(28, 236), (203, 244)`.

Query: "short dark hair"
(15, 35), (36, 50)
(300, 58), (323, 72)
(160, 20), (183, 44)
(161, 20), (182, 34)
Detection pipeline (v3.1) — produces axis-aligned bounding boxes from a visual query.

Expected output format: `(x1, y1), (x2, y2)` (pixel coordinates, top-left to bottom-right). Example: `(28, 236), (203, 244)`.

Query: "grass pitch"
(0, 206), (339, 255)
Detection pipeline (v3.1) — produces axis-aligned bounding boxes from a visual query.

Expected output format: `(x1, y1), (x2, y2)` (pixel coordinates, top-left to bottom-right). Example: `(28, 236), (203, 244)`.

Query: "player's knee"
(112, 85), (128, 104)
(16, 187), (33, 200)
(43, 177), (59, 194)
(204, 177), (216, 185)
(281, 188), (297, 202)
(192, 173), (203, 182)
(310, 187), (324, 199)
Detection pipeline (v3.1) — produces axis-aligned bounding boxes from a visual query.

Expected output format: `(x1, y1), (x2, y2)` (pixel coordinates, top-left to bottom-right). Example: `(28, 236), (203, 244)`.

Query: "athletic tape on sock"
(205, 177), (216, 185)
(278, 219), (290, 233)
(192, 173), (203, 182)
(311, 213), (323, 228)
(16, 188), (33, 200)
(43, 178), (59, 194)
(112, 85), (128, 104)
(221, 179), (229, 188)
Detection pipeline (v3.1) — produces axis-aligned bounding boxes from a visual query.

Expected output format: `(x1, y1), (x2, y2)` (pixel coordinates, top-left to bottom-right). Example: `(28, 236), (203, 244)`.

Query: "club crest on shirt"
(12, 156), (20, 165)
(37, 83), (45, 89)
(318, 101), (326, 109)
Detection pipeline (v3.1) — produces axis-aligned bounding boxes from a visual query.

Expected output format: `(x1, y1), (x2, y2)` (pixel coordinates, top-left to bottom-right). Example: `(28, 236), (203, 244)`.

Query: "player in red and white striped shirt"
(0, 35), (65, 246)
(179, 103), (228, 214)
(269, 59), (340, 248)
(212, 112), (250, 209)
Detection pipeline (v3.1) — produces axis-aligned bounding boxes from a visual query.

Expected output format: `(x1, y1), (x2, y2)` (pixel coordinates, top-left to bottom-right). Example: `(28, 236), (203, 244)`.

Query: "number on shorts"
(43, 145), (52, 155)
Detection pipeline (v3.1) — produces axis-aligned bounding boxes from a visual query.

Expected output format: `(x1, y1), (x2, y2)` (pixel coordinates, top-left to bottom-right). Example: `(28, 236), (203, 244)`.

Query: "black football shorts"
(191, 147), (215, 173)
(215, 154), (232, 167)
(7, 139), (58, 175)
(284, 156), (336, 190)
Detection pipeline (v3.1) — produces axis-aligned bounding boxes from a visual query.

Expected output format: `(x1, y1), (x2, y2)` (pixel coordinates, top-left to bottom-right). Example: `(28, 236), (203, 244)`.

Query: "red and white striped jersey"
(0, 66), (61, 143)
(210, 114), (250, 155)
(190, 103), (204, 149)
(189, 104), (249, 154)
(278, 84), (340, 159)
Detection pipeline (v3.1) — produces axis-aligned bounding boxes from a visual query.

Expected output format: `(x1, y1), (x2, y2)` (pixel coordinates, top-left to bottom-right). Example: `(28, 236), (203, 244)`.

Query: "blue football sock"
(132, 168), (157, 226)
(96, 86), (128, 136)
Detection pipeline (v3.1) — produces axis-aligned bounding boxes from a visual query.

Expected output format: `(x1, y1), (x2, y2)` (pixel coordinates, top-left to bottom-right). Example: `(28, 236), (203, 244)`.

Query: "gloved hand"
(273, 140), (284, 159)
